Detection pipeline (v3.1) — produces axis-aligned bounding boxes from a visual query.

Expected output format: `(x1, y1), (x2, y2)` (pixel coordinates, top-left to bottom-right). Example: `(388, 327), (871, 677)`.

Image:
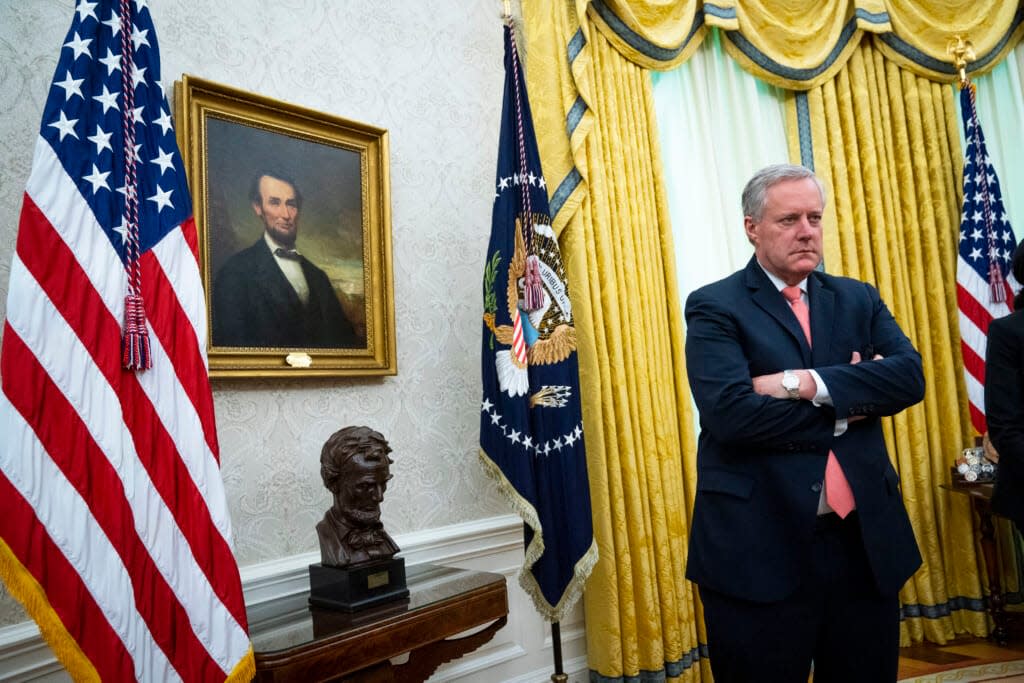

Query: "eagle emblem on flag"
(484, 213), (577, 398)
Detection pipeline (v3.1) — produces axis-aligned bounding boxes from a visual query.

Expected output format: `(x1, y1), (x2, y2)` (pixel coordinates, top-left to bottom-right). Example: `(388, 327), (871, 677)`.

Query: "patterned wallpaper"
(0, 0), (513, 626)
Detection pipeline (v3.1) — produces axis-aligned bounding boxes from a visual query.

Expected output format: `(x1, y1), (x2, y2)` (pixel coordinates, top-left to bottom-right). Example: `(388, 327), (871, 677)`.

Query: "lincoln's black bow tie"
(274, 247), (301, 261)
(345, 527), (386, 549)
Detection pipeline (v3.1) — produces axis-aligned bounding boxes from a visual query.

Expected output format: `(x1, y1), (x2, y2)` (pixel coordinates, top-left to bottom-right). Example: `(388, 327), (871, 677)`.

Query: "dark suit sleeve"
(813, 283), (924, 419)
(685, 287), (835, 450)
(986, 316), (1024, 478)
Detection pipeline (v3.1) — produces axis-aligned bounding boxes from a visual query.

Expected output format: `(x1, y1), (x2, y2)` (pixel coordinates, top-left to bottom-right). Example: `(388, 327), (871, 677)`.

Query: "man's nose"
(371, 485), (384, 501)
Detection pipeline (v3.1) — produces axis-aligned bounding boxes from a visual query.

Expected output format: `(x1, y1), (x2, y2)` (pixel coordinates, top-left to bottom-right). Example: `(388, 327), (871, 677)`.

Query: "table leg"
(976, 499), (1008, 646)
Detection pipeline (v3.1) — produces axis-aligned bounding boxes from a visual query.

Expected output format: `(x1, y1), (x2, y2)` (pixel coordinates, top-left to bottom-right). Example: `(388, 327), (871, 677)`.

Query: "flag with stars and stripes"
(0, 1), (253, 680)
(478, 21), (597, 623)
(956, 83), (1018, 434)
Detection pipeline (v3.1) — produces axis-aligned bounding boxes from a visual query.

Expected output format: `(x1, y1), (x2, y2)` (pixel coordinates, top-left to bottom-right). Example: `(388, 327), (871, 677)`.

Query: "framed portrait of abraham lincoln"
(175, 74), (396, 377)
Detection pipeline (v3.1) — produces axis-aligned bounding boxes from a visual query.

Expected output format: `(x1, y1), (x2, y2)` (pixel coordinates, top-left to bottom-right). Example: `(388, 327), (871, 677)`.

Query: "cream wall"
(0, 0), (539, 663)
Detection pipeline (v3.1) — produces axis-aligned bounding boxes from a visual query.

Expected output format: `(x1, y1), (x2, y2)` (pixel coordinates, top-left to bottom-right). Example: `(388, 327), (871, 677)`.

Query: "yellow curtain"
(523, 3), (706, 679)
(786, 38), (989, 644)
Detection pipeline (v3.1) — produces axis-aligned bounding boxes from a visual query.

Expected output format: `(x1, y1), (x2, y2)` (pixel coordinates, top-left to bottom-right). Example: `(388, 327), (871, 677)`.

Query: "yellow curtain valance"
(585, 0), (708, 70)
(583, 0), (1024, 88)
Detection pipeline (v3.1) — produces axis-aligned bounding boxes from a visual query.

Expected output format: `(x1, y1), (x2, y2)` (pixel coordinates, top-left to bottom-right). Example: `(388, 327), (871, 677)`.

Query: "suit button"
(811, 482), (823, 493)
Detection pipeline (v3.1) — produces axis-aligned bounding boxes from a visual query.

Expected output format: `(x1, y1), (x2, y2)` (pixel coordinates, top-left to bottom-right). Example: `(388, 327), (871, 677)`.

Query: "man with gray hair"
(684, 163), (924, 681)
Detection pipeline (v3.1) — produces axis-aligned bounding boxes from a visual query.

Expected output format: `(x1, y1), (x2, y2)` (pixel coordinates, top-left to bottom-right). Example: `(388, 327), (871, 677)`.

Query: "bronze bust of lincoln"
(316, 426), (399, 567)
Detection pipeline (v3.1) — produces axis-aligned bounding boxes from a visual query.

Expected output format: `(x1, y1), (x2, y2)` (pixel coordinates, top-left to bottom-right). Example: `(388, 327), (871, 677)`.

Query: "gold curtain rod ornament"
(947, 34), (976, 89)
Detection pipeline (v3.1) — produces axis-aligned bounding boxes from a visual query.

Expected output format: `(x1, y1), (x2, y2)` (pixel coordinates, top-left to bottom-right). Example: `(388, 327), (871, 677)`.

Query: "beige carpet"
(899, 660), (1024, 682)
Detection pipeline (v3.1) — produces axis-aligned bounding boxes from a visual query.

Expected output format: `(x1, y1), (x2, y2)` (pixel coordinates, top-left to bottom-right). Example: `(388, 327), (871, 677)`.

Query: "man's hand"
(848, 350), (882, 422)
(850, 350), (884, 364)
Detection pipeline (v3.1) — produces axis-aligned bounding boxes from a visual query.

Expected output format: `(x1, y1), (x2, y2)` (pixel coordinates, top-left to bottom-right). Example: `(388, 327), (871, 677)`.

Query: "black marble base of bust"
(308, 557), (409, 612)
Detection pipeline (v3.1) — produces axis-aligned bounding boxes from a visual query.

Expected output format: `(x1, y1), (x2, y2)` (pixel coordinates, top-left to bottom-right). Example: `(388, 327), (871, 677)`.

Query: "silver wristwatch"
(781, 370), (800, 400)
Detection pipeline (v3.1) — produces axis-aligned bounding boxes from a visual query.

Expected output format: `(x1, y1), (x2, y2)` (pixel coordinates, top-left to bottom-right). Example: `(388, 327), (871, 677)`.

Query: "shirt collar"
(756, 260), (808, 295)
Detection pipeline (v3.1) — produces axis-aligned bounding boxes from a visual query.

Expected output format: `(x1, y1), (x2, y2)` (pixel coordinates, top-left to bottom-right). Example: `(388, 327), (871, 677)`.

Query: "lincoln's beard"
(267, 223), (297, 248)
(342, 506), (381, 527)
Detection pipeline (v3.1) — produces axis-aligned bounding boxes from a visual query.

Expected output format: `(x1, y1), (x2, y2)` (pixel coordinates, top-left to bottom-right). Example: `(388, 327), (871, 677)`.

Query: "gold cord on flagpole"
(947, 34), (976, 89)
(502, 0), (512, 21)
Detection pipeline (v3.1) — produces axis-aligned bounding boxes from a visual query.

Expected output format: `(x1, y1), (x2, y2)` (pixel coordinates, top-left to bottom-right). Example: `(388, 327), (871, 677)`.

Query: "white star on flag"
(147, 185), (173, 211)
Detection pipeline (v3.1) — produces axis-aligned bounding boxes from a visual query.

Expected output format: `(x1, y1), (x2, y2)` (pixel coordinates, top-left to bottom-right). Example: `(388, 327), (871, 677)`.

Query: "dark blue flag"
(956, 83), (1018, 433)
(479, 22), (597, 622)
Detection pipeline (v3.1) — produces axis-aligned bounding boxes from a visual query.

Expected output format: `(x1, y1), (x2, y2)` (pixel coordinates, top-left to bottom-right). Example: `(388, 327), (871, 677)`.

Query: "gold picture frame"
(175, 74), (395, 377)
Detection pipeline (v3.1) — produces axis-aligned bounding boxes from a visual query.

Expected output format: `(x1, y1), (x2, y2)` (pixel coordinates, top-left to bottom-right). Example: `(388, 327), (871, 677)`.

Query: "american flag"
(956, 83), (1018, 434)
(0, 1), (253, 680)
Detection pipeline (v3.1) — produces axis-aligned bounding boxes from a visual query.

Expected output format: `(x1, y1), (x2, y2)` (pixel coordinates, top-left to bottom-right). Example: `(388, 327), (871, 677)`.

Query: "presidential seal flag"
(956, 82), (1018, 434)
(479, 20), (597, 622)
(0, 1), (253, 680)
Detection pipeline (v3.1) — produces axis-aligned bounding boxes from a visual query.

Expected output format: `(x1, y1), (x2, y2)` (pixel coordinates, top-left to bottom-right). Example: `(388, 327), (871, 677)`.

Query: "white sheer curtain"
(957, 48), (1024, 244)
(651, 28), (789, 301)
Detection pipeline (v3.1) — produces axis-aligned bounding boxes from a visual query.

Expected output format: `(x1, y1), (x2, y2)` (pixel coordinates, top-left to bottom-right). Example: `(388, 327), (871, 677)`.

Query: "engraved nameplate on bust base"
(308, 557), (409, 612)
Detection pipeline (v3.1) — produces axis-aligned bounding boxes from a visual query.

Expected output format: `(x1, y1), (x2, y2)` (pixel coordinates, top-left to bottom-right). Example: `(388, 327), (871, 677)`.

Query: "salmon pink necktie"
(782, 286), (856, 518)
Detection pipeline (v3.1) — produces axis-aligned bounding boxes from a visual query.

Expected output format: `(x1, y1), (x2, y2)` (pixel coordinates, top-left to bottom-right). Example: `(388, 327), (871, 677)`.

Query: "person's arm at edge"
(986, 317), (1024, 477)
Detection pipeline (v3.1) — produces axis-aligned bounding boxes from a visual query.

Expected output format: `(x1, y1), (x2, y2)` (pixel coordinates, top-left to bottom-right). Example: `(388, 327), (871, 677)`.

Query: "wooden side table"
(248, 563), (508, 682)
(941, 480), (1009, 645)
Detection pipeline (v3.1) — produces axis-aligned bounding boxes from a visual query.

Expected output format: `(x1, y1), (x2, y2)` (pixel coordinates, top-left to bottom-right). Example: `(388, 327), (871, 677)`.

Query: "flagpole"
(550, 621), (567, 682)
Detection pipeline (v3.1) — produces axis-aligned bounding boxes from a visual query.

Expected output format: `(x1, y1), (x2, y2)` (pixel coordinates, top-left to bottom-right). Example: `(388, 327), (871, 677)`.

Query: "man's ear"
(744, 216), (758, 246)
(252, 201), (262, 217)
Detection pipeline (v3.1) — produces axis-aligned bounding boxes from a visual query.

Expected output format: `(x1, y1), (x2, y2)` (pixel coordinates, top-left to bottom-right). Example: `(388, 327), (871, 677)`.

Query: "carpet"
(899, 660), (1024, 682)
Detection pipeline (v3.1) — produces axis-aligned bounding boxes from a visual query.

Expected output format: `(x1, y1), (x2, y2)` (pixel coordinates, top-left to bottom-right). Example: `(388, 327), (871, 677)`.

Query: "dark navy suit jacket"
(986, 309), (1024, 531)
(212, 238), (360, 349)
(684, 257), (924, 602)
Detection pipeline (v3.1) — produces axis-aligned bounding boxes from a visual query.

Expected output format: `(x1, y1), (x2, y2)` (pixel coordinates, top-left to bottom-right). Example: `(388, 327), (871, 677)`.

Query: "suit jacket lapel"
(745, 258), (812, 365)
(808, 273), (834, 367)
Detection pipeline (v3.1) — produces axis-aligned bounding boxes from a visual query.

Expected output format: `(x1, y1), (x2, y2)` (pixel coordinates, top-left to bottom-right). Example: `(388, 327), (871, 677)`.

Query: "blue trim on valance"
(854, 8), (890, 25)
(703, 3), (736, 21)
(725, 18), (859, 81)
(590, 0), (704, 63)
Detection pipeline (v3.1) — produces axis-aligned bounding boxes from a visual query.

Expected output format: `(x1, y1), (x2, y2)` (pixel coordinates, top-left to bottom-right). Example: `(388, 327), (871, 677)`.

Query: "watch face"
(782, 373), (799, 390)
